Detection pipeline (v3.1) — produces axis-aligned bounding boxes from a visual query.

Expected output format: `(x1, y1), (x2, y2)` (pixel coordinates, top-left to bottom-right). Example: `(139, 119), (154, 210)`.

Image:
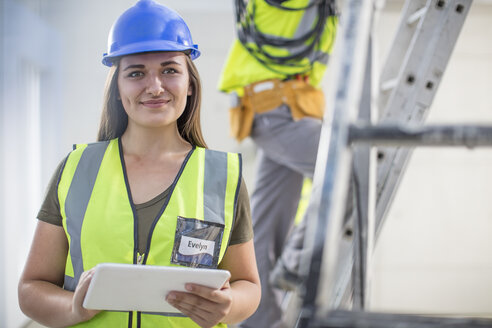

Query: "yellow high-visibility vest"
(218, 0), (337, 96)
(58, 138), (241, 327)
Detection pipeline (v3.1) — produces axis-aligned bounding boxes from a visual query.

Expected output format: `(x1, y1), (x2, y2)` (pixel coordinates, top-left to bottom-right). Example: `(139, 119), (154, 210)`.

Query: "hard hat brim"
(102, 40), (200, 67)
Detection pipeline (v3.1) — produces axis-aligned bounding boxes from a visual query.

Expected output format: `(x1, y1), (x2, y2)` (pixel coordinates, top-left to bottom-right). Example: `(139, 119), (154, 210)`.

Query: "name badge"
(178, 236), (215, 257)
(171, 216), (224, 268)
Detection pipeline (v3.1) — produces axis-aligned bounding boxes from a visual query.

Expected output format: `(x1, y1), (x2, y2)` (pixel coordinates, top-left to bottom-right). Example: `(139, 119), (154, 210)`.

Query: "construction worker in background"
(218, 0), (338, 327)
(18, 0), (261, 327)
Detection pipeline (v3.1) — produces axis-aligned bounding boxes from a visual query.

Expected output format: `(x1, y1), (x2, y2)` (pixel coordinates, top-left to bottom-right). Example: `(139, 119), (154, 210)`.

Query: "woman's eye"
(128, 71), (143, 78)
(163, 68), (177, 74)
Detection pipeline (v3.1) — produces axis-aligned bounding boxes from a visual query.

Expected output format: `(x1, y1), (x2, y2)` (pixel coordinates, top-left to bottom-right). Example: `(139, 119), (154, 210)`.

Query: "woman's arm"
(218, 239), (261, 323)
(166, 239), (261, 327)
(18, 220), (99, 328)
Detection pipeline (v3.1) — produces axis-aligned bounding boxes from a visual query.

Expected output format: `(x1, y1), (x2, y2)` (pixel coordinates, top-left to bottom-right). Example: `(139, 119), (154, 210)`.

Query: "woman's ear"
(187, 84), (193, 96)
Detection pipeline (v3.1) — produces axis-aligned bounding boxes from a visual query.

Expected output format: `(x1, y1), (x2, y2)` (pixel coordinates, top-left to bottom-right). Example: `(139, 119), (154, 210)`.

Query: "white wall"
(1, 0), (62, 327)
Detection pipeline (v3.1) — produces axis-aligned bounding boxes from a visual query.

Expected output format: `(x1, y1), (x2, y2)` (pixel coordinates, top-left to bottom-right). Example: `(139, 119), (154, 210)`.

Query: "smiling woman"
(117, 53), (192, 132)
(17, 1), (261, 327)
(98, 51), (205, 148)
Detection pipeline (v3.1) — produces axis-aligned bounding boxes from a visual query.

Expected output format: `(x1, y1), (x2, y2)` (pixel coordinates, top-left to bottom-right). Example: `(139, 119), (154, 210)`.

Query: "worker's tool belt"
(229, 79), (325, 141)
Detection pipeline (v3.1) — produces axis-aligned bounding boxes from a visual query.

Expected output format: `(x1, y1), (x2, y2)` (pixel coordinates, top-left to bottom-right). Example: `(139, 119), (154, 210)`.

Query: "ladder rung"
(349, 123), (492, 148)
(380, 78), (398, 92)
(406, 6), (427, 25)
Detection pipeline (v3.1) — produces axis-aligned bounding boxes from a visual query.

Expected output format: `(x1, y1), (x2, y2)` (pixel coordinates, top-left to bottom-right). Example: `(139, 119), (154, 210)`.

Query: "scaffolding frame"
(290, 0), (492, 327)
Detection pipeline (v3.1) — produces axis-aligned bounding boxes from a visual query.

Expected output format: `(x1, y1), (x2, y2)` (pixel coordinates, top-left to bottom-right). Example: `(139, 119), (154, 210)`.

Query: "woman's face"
(117, 51), (191, 130)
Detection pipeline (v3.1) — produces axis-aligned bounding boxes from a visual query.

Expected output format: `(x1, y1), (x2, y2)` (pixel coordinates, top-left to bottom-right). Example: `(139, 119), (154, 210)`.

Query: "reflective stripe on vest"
(58, 139), (239, 328)
(64, 141), (110, 291)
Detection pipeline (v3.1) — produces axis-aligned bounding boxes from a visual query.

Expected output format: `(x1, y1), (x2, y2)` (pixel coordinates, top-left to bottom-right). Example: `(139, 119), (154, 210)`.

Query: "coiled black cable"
(234, 0), (336, 75)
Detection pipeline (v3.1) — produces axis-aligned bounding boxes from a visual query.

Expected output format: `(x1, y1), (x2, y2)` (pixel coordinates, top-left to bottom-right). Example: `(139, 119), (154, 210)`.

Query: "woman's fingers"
(72, 268), (100, 321)
(186, 283), (232, 304)
(166, 282), (233, 327)
(167, 295), (222, 328)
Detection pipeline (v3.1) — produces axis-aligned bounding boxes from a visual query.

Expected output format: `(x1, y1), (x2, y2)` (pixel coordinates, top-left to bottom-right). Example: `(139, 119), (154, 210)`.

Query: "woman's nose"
(146, 75), (164, 96)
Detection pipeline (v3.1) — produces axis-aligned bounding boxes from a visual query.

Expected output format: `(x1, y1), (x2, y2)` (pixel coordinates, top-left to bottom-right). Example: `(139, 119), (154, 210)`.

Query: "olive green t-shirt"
(37, 159), (253, 254)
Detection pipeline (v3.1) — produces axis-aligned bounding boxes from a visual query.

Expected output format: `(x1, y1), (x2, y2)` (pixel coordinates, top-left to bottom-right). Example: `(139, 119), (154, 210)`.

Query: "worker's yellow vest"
(58, 138), (241, 328)
(218, 0), (338, 95)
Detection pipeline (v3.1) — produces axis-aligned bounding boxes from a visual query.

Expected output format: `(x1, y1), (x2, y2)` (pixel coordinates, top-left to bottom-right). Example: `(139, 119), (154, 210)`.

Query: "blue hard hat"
(102, 0), (200, 66)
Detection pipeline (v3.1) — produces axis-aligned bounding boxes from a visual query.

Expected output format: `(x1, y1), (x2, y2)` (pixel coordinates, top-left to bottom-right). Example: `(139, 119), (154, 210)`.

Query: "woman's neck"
(120, 124), (192, 159)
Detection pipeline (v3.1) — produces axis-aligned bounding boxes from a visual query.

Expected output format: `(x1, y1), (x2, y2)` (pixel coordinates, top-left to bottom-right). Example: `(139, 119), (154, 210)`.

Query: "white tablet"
(83, 263), (231, 313)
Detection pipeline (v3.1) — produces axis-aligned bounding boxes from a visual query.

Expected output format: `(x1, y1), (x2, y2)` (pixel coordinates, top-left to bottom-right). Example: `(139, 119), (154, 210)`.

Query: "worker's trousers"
(239, 104), (322, 328)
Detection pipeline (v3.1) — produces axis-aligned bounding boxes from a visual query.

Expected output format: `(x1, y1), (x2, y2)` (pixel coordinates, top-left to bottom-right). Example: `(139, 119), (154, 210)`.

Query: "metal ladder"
(287, 0), (492, 326)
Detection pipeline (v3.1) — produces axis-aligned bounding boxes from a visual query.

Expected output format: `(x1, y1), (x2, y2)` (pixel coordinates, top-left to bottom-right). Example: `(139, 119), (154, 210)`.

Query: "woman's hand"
(166, 280), (233, 328)
(71, 268), (101, 322)
(19, 222), (104, 327)
(165, 240), (261, 327)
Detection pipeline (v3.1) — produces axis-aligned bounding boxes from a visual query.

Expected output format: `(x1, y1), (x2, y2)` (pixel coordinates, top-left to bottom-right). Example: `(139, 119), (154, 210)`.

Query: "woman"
(17, 1), (261, 327)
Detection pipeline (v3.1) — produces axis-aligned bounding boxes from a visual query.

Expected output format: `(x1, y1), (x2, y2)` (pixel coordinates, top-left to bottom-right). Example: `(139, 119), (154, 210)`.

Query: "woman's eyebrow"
(161, 60), (181, 67)
(122, 64), (145, 71)
(122, 60), (182, 71)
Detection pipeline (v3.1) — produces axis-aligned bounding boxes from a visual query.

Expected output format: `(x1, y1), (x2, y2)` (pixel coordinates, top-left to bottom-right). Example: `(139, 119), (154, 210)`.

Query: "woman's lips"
(141, 99), (169, 108)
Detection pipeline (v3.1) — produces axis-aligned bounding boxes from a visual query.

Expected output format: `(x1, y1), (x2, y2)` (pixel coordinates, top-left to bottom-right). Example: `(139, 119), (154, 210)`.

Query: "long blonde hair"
(97, 54), (207, 148)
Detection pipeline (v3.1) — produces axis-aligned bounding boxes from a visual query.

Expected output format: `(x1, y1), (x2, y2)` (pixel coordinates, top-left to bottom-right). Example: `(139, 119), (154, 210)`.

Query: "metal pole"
(297, 0), (375, 325)
(349, 123), (492, 148)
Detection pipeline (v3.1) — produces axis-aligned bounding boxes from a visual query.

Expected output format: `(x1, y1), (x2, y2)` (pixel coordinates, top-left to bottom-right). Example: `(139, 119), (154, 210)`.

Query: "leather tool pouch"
(229, 102), (254, 142)
(229, 79), (325, 142)
(286, 80), (325, 121)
